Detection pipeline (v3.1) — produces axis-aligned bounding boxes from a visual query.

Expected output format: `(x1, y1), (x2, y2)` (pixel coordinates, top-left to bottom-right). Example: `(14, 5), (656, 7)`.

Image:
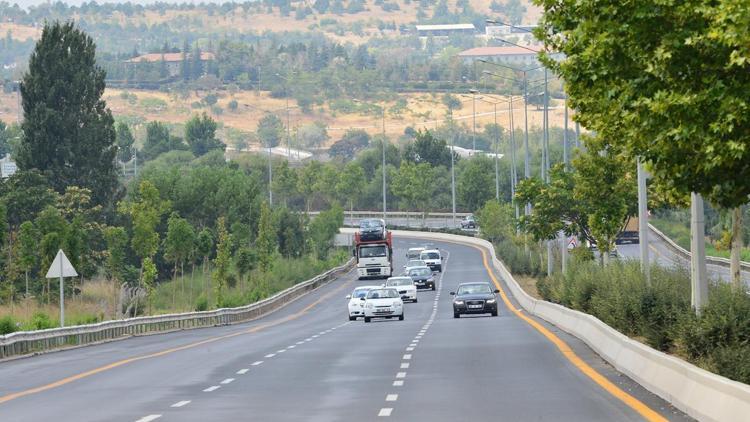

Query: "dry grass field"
(0, 88), (574, 146)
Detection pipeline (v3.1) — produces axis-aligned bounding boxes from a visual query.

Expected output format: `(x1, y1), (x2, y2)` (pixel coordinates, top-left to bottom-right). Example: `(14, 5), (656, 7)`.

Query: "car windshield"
(406, 260), (425, 267)
(366, 289), (399, 299)
(386, 278), (413, 287)
(359, 220), (382, 230)
(421, 252), (440, 260)
(360, 245), (386, 258)
(352, 288), (370, 298)
(408, 268), (432, 277)
(457, 284), (492, 295)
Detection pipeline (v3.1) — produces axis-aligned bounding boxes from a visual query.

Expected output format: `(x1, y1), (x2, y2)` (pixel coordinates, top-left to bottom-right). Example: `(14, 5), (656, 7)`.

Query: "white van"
(420, 249), (443, 272)
(406, 247), (425, 260)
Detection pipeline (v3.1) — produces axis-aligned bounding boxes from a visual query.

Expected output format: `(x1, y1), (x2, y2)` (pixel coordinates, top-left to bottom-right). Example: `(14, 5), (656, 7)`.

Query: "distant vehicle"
(460, 214), (477, 229)
(420, 249), (443, 272)
(407, 266), (436, 291)
(403, 259), (426, 274)
(451, 282), (499, 318)
(406, 247), (426, 260)
(346, 285), (380, 321)
(615, 216), (639, 244)
(362, 288), (404, 323)
(358, 218), (387, 242)
(384, 276), (418, 303)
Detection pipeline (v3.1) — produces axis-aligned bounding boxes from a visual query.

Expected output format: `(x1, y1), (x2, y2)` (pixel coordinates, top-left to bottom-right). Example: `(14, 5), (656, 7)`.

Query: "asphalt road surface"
(0, 238), (691, 421)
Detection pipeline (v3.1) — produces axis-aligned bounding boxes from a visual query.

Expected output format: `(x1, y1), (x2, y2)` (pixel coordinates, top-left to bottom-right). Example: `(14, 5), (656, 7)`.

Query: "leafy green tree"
(272, 160), (298, 207)
(196, 228), (214, 275)
(104, 226), (127, 317)
(212, 217), (232, 307)
(185, 112), (224, 157)
(457, 156), (495, 212)
(537, 0), (750, 283)
(16, 221), (38, 297)
(392, 161), (434, 221)
(308, 204), (343, 260)
(336, 162), (365, 215)
(276, 208), (306, 259)
(298, 122), (329, 148)
(256, 201), (277, 272)
(476, 201), (516, 243)
(441, 94), (462, 111)
(297, 160), (322, 213)
(141, 257), (157, 314)
(115, 122), (135, 162)
(142, 121), (187, 161)
(402, 130), (454, 168)
(18, 22), (117, 205)
(0, 170), (58, 231)
(0, 121), (10, 158)
(235, 247), (256, 292)
(329, 129), (370, 160)
(257, 114), (284, 148)
(164, 212), (196, 304)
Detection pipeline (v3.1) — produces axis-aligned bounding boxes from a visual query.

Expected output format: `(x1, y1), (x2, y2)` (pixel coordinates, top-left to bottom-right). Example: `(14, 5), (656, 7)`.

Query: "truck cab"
(355, 231), (393, 279)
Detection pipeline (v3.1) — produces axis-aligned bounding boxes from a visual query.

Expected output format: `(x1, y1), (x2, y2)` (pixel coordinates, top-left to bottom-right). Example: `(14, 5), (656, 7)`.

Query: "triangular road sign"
(46, 249), (78, 278)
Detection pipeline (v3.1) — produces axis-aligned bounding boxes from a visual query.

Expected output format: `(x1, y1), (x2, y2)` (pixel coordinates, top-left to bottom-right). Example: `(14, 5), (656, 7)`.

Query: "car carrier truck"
(354, 230), (393, 279)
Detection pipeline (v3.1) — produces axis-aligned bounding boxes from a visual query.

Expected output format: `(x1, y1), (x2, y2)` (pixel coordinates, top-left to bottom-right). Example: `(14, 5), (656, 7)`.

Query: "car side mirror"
(360, 297), (366, 301)
(494, 289), (500, 294)
(449, 292), (455, 295)
(346, 294), (352, 299)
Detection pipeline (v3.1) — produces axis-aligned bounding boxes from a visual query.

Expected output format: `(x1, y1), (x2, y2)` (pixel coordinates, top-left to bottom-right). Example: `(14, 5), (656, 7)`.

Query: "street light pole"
(493, 102), (499, 201)
(471, 90), (477, 152)
(268, 142), (273, 206)
(449, 109), (456, 226)
(382, 105), (387, 220)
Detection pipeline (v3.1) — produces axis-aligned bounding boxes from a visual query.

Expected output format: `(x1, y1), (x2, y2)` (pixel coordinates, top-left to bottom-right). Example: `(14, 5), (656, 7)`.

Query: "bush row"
(537, 260), (750, 384)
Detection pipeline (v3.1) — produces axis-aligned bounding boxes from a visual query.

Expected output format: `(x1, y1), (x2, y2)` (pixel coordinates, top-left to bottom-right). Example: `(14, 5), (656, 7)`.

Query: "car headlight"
(393, 302), (403, 307)
(486, 299), (496, 304)
(454, 300), (464, 305)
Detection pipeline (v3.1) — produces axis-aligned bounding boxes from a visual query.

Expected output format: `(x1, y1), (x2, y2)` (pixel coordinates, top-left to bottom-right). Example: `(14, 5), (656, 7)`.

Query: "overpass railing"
(649, 223), (750, 272)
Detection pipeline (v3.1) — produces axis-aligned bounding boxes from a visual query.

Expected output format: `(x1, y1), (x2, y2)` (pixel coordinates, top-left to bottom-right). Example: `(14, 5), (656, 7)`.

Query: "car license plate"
(469, 305), (482, 309)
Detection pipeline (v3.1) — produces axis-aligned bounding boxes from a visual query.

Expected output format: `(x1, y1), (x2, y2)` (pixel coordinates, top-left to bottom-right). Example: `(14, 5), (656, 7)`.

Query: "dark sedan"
(451, 282), (499, 318)
(407, 266), (436, 291)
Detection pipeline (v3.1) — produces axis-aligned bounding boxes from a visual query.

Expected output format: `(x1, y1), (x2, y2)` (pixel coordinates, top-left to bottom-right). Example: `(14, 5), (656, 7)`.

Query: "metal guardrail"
(648, 223), (750, 272)
(0, 258), (354, 360)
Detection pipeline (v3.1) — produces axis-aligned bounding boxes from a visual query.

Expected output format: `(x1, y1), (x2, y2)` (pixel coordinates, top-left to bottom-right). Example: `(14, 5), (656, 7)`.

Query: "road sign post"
(45, 250), (78, 327)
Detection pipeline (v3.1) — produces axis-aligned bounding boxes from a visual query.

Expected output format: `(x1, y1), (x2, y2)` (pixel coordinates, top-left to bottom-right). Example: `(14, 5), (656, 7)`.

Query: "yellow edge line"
(472, 243), (667, 422)
(0, 274), (354, 405)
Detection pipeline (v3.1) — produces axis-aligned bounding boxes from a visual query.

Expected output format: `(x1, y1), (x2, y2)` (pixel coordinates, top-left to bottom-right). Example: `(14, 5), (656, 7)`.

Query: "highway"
(0, 237), (690, 421)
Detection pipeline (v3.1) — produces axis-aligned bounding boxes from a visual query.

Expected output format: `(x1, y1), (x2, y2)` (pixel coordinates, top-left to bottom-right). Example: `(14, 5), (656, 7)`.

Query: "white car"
(346, 285), (380, 321)
(420, 249), (443, 272)
(384, 276), (418, 303)
(362, 288), (404, 323)
(403, 259), (426, 274)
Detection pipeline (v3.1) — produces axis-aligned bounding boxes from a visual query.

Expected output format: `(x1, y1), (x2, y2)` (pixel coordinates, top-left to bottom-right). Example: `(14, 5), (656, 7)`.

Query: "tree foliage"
(185, 112), (224, 157)
(18, 21), (117, 205)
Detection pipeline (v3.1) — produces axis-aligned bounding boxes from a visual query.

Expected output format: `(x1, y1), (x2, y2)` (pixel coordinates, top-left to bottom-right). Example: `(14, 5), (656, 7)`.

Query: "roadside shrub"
(494, 238), (542, 277)
(194, 295), (208, 311)
(31, 312), (54, 330)
(0, 316), (18, 335)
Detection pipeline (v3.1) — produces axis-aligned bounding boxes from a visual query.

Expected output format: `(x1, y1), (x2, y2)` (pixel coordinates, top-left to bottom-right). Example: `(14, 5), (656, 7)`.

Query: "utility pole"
(690, 192), (708, 314)
(471, 89), (477, 152)
(508, 96), (519, 221)
(381, 104), (387, 220)
(268, 145), (273, 206)
(637, 159), (650, 284)
(133, 148), (138, 178)
(493, 102), (499, 201)
(449, 110), (456, 226)
(286, 95), (291, 158)
(563, 96), (569, 170)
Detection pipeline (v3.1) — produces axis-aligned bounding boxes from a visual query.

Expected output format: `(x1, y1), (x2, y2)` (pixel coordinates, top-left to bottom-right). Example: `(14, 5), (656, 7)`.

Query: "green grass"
(651, 217), (750, 261)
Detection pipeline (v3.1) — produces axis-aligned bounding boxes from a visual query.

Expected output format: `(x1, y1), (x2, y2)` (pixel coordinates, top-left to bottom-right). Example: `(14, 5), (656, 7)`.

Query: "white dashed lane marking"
(264, 353), (276, 358)
(403, 354), (412, 360)
(393, 380), (404, 386)
(221, 378), (234, 385)
(396, 372), (407, 378)
(203, 386), (220, 392)
(378, 408), (393, 417)
(252, 361), (264, 366)
(400, 363), (410, 369)
(237, 368), (249, 375)
(171, 401), (191, 408)
(386, 394), (398, 402)
(135, 415), (162, 422)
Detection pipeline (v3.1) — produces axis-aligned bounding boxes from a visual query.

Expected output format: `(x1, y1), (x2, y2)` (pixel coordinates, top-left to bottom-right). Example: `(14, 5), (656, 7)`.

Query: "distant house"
(458, 46), (543, 66)
(124, 52), (215, 77)
(416, 23), (475, 37)
(0, 155), (17, 179)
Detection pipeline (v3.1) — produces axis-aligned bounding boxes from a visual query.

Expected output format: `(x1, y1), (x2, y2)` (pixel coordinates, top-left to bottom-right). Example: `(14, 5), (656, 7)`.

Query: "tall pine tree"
(18, 21), (117, 206)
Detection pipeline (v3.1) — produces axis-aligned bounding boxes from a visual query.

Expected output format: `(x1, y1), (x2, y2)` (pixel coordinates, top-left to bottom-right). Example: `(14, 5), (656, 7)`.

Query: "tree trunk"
(730, 206), (743, 290)
(172, 262), (178, 310)
(181, 261), (185, 306)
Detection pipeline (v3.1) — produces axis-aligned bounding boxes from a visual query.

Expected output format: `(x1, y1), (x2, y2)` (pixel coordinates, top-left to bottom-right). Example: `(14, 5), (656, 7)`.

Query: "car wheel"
(364, 317), (371, 323)
(491, 310), (498, 317)
(431, 285), (436, 291)
(349, 315), (356, 321)
(453, 313), (460, 319)
(413, 298), (418, 303)
(398, 314), (404, 321)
